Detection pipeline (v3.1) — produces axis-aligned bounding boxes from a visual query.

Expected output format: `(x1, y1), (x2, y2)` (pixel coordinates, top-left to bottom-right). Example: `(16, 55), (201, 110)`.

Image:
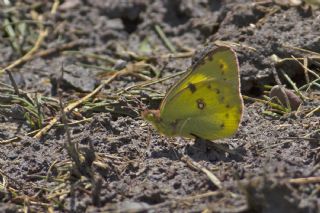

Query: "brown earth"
(0, 0), (319, 212)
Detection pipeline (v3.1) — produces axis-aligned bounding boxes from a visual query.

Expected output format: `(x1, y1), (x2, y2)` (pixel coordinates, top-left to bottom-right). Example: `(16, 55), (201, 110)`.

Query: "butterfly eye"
(142, 110), (159, 122)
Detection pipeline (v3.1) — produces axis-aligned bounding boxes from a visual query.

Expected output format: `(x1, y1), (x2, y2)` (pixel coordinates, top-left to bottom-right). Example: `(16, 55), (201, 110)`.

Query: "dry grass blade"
(243, 95), (288, 114)
(154, 24), (176, 53)
(33, 61), (145, 139)
(0, 29), (48, 75)
(181, 155), (222, 189)
(289, 176), (320, 184)
(305, 105), (320, 117)
(0, 1), (61, 75)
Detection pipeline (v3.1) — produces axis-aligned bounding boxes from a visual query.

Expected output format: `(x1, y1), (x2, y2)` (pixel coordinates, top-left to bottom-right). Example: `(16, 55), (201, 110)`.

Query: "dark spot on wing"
(215, 88), (220, 94)
(207, 84), (212, 89)
(220, 123), (225, 129)
(188, 83), (196, 93)
(219, 59), (228, 72)
(196, 98), (206, 110)
(226, 104), (230, 108)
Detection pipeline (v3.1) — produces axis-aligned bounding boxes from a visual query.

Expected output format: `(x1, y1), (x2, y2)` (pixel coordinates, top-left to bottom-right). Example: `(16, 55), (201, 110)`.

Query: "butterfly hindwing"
(158, 46), (243, 140)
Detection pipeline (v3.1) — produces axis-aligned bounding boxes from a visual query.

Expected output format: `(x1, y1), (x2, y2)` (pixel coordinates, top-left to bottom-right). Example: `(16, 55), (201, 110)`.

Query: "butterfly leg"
(207, 140), (244, 160)
(184, 137), (243, 161)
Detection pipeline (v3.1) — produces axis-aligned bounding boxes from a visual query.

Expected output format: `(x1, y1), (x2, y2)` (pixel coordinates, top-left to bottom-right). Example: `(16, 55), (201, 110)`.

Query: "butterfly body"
(142, 46), (243, 141)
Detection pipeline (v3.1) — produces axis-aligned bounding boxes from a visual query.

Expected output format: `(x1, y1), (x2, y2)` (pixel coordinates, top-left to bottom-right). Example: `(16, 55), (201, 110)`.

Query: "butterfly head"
(142, 109), (169, 134)
(142, 109), (180, 137)
(141, 109), (161, 123)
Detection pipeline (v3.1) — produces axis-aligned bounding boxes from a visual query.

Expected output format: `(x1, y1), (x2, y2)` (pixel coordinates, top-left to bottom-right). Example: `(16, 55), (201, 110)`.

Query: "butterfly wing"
(158, 46), (243, 140)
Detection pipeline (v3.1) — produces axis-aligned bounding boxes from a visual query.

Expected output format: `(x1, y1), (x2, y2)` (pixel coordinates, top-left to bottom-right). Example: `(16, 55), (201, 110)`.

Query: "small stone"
(270, 85), (302, 111)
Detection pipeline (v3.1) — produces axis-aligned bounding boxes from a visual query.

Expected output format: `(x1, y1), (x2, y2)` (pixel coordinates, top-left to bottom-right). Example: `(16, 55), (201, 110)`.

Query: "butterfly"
(142, 45), (243, 140)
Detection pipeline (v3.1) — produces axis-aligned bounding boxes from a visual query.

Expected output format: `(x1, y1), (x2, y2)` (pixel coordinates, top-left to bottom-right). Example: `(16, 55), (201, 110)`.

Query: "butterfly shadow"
(184, 138), (246, 162)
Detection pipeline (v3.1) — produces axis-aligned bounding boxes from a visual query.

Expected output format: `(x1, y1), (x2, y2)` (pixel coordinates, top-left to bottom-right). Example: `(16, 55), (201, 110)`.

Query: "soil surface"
(0, 1), (319, 212)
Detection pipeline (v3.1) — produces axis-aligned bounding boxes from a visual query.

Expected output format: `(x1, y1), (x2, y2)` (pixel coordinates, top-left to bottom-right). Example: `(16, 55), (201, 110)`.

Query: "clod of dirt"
(243, 177), (309, 213)
(60, 0), (81, 10)
(50, 64), (99, 94)
(117, 201), (150, 212)
(0, 203), (19, 213)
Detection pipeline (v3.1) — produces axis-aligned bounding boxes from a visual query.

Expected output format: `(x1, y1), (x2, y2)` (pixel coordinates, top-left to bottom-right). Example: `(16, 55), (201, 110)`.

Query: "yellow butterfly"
(142, 46), (243, 140)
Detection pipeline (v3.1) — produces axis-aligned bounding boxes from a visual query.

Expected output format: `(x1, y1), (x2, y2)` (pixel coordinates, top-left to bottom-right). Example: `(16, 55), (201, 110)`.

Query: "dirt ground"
(0, 0), (319, 212)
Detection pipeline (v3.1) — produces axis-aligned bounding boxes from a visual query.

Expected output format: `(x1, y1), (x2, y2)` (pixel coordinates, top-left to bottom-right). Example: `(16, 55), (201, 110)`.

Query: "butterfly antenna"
(131, 95), (148, 114)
